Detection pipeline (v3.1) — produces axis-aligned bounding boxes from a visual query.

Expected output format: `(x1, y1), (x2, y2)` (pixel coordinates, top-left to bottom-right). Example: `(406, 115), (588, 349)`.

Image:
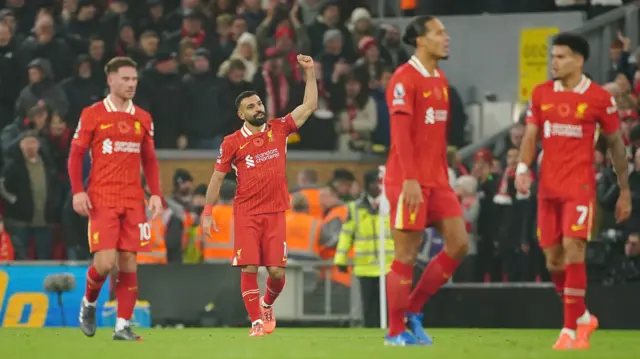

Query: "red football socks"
(563, 263), (587, 330)
(386, 260), (413, 336)
(116, 272), (138, 320)
(407, 251), (460, 313)
(241, 272), (261, 322)
(85, 265), (107, 303)
(264, 275), (285, 306)
(551, 271), (566, 301)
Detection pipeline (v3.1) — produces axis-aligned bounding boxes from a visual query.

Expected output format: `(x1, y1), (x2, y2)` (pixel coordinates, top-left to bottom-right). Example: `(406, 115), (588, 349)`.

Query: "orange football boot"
(575, 314), (599, 349)
(249, 323), (265, 337)
(260, 297), (276, 334)
(552, 331), (577, 350)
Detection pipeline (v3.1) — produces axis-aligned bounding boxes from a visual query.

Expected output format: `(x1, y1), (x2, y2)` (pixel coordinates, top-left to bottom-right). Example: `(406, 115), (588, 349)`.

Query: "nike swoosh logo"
(100, 124), (113, 130)
(423, 91), (431, 98)
(240, 142), (249, 149)
(541, 104), (554, 111)
(140, 241), (149, 246)
(571, 225), (584, 231)
(248, 297), (257, 301)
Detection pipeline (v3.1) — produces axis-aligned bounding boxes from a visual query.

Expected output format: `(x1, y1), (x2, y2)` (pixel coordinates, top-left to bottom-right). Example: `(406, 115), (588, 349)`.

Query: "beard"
(246, 111), (267, 126)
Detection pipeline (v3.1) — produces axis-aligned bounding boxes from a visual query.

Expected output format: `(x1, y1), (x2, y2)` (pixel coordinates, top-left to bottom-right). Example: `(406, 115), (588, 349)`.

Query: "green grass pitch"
(1, 328), (639, 359)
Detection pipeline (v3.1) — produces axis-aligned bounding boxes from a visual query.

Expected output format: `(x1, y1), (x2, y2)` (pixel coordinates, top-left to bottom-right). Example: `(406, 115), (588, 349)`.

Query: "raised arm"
(289, 55), (318, 128)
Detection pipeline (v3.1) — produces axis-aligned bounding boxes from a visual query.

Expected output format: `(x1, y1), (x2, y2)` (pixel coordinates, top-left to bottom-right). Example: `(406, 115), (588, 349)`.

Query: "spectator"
(0, 131), (62, 260)
(172, 168), (194, 209)
(100, 0), (130, 49)
(353, 35), (387, 89)
(214, 14), (236, 66)
(114, 19), (138, 57)
(138, 0), (167, 37)
(336, 74), (377, 152)
(208, 0), (237, 17)
(493, 123), (524, 166)
(239, 0), (266, 34)
(132, 30), (160, 69)
(318, 29), (348, 85)
(607, 38), (623, 82)
(1, 101), (51, 160)
(177, 38), (197, 75)
(455, 175), (480, 255)
(218, 32), (258, 82)
(59, 54), (103, 131)
(16, 58), (69, 120)
(254, 47), (301, 120)
(165, 0), (201, 34)
(0, 21), (21, 129)
(137, 51), (187, 149)
(473, 149), (501, 282)
(0, 9), (20, 43)
(348, 8), (379, 54)
(379, 24), (409, 69)
(307, 0), (353, 60)
(217, 58), (253, 136)
(65, 0), (100, 48)
(87, 36), (107, 84)
(231, 15), (248, 42)
(164, 9), (216, 66)
(331, 168), (356, 201)
(47, 111), (71, 183)
(183, 48), (223, 149)
(16, 12), (73, 81)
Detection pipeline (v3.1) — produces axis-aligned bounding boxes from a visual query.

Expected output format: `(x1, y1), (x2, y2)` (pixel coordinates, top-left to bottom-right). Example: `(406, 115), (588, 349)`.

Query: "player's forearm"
(292, 69), (318, 127)
(141, 144), (162, 196)
(204, 171), (225, 208)
(606, 132), (630, 191)
(516, 125), (539, 174)
(391, 112), (418, 179)
(68, 144), (87, 194)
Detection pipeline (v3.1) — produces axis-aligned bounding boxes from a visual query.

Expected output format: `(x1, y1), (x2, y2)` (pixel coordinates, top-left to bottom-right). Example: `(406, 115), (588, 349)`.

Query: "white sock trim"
(83, 297), (97, 307)
(560, 328), (576, 339)
(115, 317), (130, 331)
(252, 319), (263, 327)
(576, 310), (591, 324)
(261, 297), (271, 308)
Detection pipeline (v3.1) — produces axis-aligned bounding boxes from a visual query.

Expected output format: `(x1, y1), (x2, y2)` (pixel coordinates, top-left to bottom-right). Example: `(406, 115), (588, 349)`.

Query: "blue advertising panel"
(0, 264), (109, 327)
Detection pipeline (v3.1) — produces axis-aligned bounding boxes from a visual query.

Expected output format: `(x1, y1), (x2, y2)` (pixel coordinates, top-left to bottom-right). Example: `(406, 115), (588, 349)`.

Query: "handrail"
(572, 0), (640, 35)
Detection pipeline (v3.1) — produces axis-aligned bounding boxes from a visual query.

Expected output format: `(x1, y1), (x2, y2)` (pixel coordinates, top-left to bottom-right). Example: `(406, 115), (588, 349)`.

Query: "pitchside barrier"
(1, 261), (639, 329)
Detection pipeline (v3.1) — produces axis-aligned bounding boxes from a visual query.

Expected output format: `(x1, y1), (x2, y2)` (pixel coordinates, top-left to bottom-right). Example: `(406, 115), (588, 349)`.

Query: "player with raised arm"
(515, 33), (631, 350)
(68, 57), (163, 341)
(201, 54), (317, 337)
(383, 15), (469, 346)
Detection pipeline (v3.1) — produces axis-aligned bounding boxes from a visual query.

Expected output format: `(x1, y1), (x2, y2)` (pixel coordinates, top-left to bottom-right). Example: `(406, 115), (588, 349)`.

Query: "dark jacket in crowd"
(182, 71), (222, 141)
(59, 55), (104, 130)
(16, 34), (73, 81)
(136, 65), (187, 148)
(0, 40), (22, 129)
(0, 143), (62, 224)
(307, 20), (354, 60)
(217, 77), (254, 136)
(16, 58), (69, 118)
(1, 117), (52, 163)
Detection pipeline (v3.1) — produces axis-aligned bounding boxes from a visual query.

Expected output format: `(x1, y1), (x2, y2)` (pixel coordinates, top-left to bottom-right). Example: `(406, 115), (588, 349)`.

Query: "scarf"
(262, 62), (289, 120)
(346, 100), (358, 137)
(494, 168), (531, 205)
(183, 27), (206, 47)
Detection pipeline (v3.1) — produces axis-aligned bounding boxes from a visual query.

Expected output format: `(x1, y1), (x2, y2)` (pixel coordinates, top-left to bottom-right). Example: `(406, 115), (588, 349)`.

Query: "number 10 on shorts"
(138, 222), (151, 244)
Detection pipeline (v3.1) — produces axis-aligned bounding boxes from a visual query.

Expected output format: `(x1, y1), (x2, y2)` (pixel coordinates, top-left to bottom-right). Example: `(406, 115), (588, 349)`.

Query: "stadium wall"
(2, 262), (639, 329)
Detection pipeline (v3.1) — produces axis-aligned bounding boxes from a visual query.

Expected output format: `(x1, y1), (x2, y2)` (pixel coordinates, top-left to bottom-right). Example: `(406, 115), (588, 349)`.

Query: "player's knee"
(242, 265), (259, 274)
(446, 234), (469, 260)
(94, 253), (117, 273)
(117, 252), (138, 272)
(562, 238), (586, 264)
(545, 255), (564, 273)
(267, 267), (285, 280)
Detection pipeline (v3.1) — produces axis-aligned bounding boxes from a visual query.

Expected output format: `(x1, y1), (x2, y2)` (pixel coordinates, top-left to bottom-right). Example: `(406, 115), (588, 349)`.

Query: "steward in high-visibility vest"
(334, 171), (393, 327)
(286, 193), (322, 260)
(137, 215), (168, 264)
(202, 180), (236, 262)
(295, 186), (323, 219)
(316, 185), (351, 286)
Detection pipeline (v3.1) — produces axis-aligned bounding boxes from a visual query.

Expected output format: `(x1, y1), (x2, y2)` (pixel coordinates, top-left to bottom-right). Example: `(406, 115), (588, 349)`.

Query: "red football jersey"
(526, 76), (620, 199)
(216, 114), (297, 215)
(384, 56), (450, 188)
(72, 96), (155, 208)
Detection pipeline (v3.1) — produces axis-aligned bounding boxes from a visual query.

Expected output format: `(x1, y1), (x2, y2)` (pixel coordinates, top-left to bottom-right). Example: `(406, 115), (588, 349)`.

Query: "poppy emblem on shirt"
(557, 103), (570, 118)
(118, 121), (131, 133)
(253, 137), (264, 147)
(433, 87), (442, 100)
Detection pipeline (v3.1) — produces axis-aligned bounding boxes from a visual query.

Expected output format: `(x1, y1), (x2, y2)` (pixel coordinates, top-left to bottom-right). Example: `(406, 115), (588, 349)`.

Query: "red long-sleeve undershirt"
(391, 112), (418, 179)
(68, 144), (86, 195)
(67, 140), (161, 196)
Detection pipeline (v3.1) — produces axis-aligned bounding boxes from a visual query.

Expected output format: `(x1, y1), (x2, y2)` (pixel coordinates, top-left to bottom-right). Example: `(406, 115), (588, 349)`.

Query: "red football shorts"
(537, 197), (594, 248)
(232, 211), (287, 267)
(386, 185), (463, 231)
(88, 205), (149, 253)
